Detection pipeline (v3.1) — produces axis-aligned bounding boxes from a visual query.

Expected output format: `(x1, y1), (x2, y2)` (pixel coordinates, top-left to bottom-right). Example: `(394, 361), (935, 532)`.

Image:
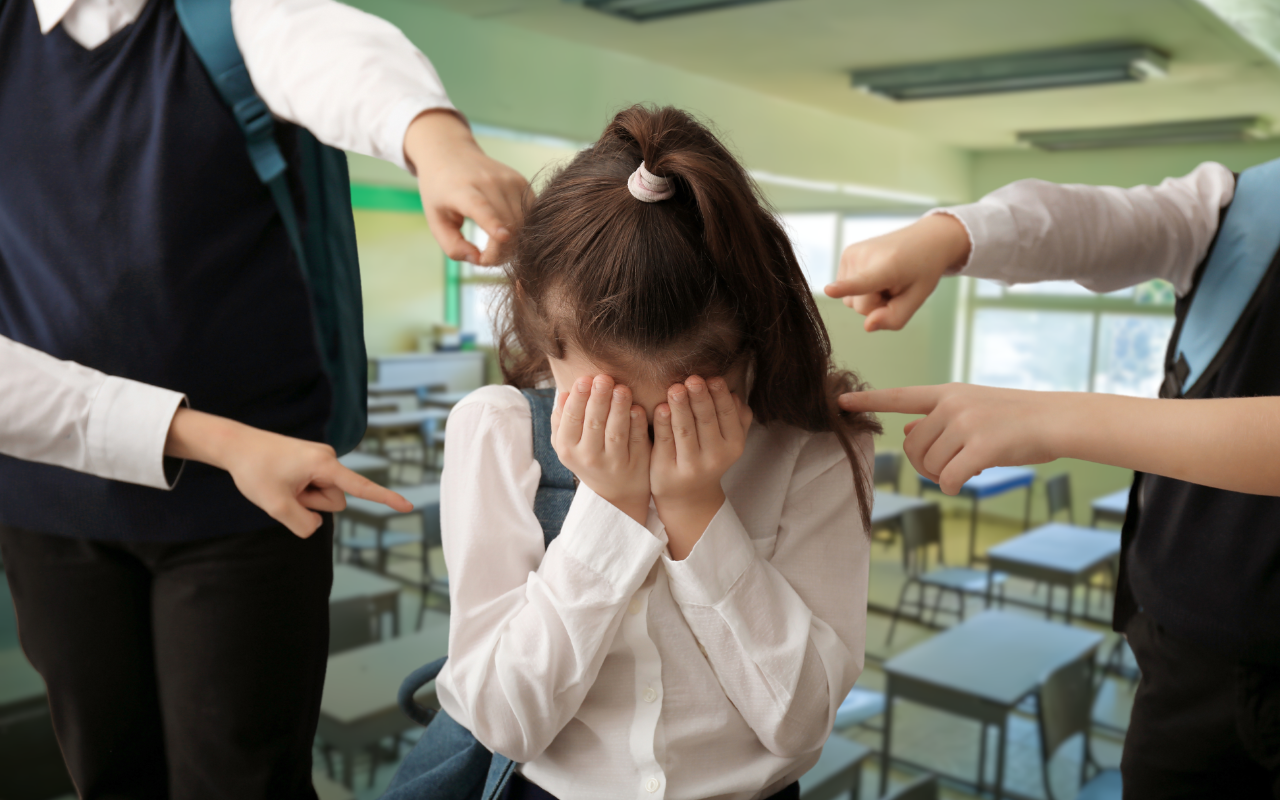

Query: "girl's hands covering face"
(550, 374), (651, 525)
(651, 376), (753, 558)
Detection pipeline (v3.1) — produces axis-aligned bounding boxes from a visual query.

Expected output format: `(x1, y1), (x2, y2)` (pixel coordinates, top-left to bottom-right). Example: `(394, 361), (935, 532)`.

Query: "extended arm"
(842, 385), (1280, 497)
(826, 163), (1235, 331)
(231, 0), (528, 264)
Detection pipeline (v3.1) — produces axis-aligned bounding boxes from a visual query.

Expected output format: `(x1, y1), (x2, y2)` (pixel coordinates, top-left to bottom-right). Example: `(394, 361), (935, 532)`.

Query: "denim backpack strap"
(521, 388), (578, 548)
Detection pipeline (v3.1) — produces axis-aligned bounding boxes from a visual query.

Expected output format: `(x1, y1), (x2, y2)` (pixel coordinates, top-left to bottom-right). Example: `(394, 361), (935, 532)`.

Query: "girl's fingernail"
(670, 390), (686, 403)
(689, 381), (704, 394)
(614, 389), (627, 402)
(630, 409), (639, 419)
(709, 379), (724, 392)
(593, 377), (609, 392)
(576, 378), (591, 393)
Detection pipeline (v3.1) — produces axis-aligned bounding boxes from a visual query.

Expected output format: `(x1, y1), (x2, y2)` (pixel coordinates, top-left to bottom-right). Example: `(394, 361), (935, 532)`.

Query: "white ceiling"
(419, 0), (1280, 150)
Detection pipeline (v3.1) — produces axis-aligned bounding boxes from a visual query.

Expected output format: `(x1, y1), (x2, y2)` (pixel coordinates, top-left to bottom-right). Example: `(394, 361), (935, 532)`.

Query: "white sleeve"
(659, 433), (870, 758)
(931, 162), (1236, 296)
(231, 0), (457, 171)
(0, 336), (186, 490)
(434, 389), (667, 763)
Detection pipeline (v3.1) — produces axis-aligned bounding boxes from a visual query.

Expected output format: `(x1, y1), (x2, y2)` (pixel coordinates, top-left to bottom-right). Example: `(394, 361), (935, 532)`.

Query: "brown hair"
(495, 105), (881, 532)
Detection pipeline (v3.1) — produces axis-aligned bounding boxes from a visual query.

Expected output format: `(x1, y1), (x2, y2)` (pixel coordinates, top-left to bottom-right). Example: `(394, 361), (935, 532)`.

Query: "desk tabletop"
(986, 524), (1121, 574)
(0, 647), (45, 712)
(331, 564), (402, 603)
(884, 611), (1103, 707)
(870, 491), (932, 525)
(918, 466), (1035, 498)
(343, 483), (441, 518)
(337, 452), (392, 472)
(366, 408), (451, 428)
(1091, 488), (1130, 515)
(420, 391), (471, 408)
(321, 611), (450, 725)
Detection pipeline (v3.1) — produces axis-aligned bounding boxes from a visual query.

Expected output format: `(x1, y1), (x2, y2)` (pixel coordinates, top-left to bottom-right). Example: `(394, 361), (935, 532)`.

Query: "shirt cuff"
(553, 484), (666, 593)
(386, 96), (462, 174)
(925, 204), (1018, 280)
(85, 377), (187, 490)
(662, 500), (756, 607)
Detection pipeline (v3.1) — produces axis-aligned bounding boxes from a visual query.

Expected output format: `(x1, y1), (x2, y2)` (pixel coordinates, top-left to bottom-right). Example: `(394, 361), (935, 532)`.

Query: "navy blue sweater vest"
(1116, 207), (1280, 664)
(0, 0), (332, 541)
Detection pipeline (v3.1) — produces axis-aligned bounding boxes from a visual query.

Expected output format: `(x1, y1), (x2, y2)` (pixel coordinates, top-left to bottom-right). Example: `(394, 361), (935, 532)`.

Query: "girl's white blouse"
(435, 385), (873, 800)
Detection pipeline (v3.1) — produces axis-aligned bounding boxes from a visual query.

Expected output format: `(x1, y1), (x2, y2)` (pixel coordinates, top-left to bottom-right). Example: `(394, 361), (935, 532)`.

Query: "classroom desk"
(798, 733), (873, 800)
(919, 466), (1036, 566)
(984, 524), (1121, 624)
(331, 564), (402, 638)
(1090, 488), (1130, 527)
(364, 408), (451, 473)
(419, 390), (471, 409)
(870, 490), (932, 531)
(337, 452), (393, 486)
(337, 483), (442, 574)
(317, 610), (450, 789)
(880, 611), (1103, 800)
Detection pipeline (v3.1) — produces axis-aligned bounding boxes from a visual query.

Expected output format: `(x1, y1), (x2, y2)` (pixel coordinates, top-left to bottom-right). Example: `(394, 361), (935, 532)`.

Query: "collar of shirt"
(32, 0), (150, 50)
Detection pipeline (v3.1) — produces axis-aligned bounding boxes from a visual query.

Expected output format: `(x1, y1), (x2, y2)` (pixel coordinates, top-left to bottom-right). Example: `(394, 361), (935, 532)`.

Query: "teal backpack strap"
(1164, 157), (1280, 398)
(172, 0), (306, 266)
(173, 0), (368, 453)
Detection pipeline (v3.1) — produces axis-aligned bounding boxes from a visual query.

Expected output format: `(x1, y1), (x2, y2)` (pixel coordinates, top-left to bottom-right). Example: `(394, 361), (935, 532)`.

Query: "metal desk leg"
(377, 525), (387, 574)
(976, 722), (987, 793)
(1023, 484), (1033, 531)
(984, 569), (995, 610)
(1065, 581), (1074, 625)
(995, 716), (1008, 800)
(392, 602), (400, 637)
(968, 495), (980, 566)
(342, 745), (355, 788)
(879, 686), (894, 796)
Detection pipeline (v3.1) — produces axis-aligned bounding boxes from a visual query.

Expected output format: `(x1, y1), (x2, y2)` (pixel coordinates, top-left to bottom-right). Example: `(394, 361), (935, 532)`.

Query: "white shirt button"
(646, 778), (660, 793)
(628, 596), (644, 615)
(643, 687), (658, 703)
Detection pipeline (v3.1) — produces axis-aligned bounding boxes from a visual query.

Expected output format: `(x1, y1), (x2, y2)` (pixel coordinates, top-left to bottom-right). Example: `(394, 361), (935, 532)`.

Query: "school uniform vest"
(0, 0), (331, 541)
(1115, 192), (1280, 664)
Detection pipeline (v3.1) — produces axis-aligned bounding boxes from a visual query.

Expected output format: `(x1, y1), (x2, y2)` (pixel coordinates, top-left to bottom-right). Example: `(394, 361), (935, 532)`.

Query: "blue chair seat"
(834, 687), (885, 729)
(1076, 769), (1122, 800)
(918, 568), (1005, 594)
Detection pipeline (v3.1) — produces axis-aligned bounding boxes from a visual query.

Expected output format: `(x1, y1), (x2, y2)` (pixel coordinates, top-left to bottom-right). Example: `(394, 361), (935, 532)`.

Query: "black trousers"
(0, 519), (333, 800)
(1123, 611), (1280, 798)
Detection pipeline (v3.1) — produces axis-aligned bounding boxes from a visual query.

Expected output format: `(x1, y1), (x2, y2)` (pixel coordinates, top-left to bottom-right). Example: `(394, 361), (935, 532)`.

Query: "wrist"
(164, 409), (251, 473)
(922, 212), (972, 275)
(403, 108), (476, 173)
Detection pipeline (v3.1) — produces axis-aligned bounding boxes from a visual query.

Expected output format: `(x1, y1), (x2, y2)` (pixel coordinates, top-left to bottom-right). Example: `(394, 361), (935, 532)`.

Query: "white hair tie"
(627, 161), (674, 203)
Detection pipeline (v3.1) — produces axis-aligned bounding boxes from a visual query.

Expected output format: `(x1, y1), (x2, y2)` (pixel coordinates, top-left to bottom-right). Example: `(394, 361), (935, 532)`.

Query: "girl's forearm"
(1053, 394), (1280, 496)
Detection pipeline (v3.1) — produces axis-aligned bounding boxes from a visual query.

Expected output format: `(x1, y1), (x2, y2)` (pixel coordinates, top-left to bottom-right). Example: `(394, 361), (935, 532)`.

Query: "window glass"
(840, 216), (918, 251)
(779, 213), (839, 290)
(1094, 314), (1175, 397)
(460, 281), (500, 347)
(969, 309), (1094, 392)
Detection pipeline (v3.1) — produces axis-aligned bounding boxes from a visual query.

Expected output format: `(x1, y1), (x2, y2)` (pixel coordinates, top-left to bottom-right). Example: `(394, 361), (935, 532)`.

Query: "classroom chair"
(1046, 474), (1075, 523)
(798, 732), (873, 800)
(335, 483), (441, 575)
(873, 452), (903, 494)
(416, 496), (449, 629)
(327, 596), (381, 655)
(1036, 656), (1122, 800)
(886, 504), (1005, 645)
(879, 775), (938, 800)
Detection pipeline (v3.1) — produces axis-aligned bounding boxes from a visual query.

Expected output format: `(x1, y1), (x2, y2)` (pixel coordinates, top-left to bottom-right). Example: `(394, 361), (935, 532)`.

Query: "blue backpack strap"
(1165, 157), (1280, 397)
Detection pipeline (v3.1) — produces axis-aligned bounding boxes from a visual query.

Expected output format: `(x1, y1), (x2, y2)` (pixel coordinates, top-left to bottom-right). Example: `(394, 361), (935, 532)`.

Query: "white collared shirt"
(0, 0), (452, 488)
(434, 386), (872, 800)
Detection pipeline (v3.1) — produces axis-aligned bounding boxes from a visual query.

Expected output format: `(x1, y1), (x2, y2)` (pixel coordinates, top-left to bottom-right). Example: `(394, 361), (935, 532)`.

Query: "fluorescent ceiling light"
(750, 170), (938, 206)
(852, 44), (1169, 101)
(1017, 116), (1270, 150)
(565, 0), (787, 22)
